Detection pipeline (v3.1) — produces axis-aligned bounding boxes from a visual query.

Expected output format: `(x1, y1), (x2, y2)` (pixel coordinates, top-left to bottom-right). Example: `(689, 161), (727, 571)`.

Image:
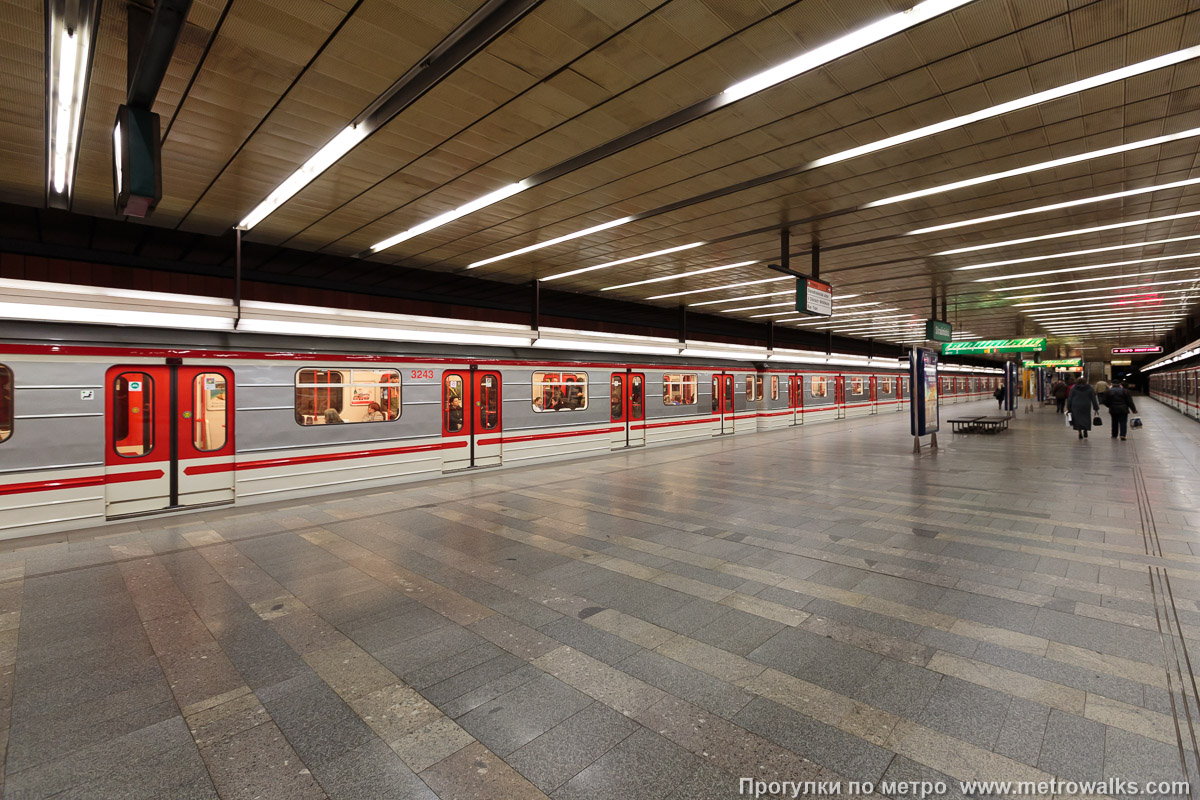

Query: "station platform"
(3, 396), (1200, 799)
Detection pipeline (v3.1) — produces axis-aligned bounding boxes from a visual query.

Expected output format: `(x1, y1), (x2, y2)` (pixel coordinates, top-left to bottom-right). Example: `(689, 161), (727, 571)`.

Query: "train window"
(746, 376), (755, 401)
(113, 372), (154, 457)
(479, 373), (499, 431)
(711, 376), (719, 413)
(193, 373), (228, 451)
(756, 376), (764, 400)
(610, 375), (624, 421)
(810, 376), (827, 397)
(881, 378), (893, 394)
(850, 377), (864, 396)
(532, 372), (588, 412)
(771, 376), (779, 400)
(662, 374), (697, 405)
(631, 375), (643, 418)
(295, 368), (401, 425)
(0, 365), (11, 443)
(445, 374), (464, 432)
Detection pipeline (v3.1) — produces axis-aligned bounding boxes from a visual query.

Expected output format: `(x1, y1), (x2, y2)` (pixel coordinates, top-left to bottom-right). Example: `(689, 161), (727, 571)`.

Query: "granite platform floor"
(3, 395), (1200, 800)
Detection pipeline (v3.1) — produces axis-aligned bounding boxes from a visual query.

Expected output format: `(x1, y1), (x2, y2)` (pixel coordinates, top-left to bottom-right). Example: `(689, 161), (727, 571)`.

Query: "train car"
(1150, 366), (1200, 419)
(0, 322), (1002, 540)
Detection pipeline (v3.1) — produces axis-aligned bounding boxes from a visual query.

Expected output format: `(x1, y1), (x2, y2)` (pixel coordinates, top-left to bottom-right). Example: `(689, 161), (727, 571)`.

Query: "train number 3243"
(410, 369), (436, 379)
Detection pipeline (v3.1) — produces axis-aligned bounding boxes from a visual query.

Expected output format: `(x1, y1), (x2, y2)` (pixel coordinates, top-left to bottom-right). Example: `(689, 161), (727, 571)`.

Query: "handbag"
(1092, 415), (1102, 425)
(1065, 412), (1072, 426)
(1131, 416), (1143, 429)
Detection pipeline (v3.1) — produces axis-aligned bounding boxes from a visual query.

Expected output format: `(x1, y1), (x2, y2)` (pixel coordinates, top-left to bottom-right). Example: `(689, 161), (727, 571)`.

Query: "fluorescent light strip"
(908, 177), (1200, 236)
(936, 210), (1200, 256)
(1015, 288), (1196, 308)
(957, 234), (1200, 272)
(726, 301), (793, 313)
(689, 290), (793, 307)
(1010, 278), (1200, 300)
(1018, 299), (1191, 313)
(868, 126), (1200, 209)
(545, 242), (705, 282)
(1017, 296), (1185, 311)
(1005, 266), (1200, 291)
(724, 0), (972, 101)
(798, 312), (909, 328)
(1031, 312), (1186, 323)
(777, 308), (897, 322)
(51, 28), (80, 193)
(649, 276), (797, 300)
(976, 252), (1200, 282)
(239, 126), (368, 230)
(750, 311), (803, 318)
(372, 181), (528, 253)
(818, 46), (1200, 172)
(468, 217), (634, 269)
(602, 260), (758, 291)
(1043, 323), (1180, 331)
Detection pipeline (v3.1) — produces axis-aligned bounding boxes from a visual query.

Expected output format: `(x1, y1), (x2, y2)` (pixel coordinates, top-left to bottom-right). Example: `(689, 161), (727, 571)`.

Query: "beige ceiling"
(5, 0), (1200, 357)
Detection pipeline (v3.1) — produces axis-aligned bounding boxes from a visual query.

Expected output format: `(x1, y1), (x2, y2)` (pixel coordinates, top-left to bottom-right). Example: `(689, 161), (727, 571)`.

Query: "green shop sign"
(1022, 358), (1082, 368)
(942, 337), (1046, 355)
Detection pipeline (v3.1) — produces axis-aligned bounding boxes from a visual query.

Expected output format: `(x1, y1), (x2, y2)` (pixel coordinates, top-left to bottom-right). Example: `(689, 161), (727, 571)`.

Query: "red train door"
(442, 369), (502, 471)
(711, 374), (734, 435)
(609, 372), (645, 449)
(789, 374), (803, 425)
(104, 365), (235, 518)
(835, 376), (846, 419)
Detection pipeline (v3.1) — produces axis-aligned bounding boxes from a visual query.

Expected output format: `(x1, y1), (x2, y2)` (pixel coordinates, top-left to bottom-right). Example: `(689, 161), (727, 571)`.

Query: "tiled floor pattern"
(2, 397), (1200, 798)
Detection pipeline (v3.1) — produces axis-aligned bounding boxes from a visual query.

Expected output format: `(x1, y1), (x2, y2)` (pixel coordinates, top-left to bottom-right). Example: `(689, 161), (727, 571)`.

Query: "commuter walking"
(1103, 381), (1138, 441)
(1051, 379), (1068, 414)
(993, 383), (1005, 410)
(1066, 376), (1099, 440)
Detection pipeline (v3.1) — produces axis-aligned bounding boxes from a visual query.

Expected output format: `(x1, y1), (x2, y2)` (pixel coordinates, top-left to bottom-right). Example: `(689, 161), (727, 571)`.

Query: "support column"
(780, 229), (790, 273)
(678, 305), (687, 344)
(767, 320), (775, 350)
(811, 239), (820, 280)
(234, 228), (242, 330)
(531, 279), (540, 333)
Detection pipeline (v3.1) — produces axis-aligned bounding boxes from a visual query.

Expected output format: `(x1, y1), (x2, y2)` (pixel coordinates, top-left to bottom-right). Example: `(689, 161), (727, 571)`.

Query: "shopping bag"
(1092, 415), (1102, 426)
(1131, 417), (1143, 429)
(1065, 412), (1072, 426)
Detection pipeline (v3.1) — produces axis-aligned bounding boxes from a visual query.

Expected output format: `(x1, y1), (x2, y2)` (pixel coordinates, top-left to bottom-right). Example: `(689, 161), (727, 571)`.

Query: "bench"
(948, 416), (1010, 433)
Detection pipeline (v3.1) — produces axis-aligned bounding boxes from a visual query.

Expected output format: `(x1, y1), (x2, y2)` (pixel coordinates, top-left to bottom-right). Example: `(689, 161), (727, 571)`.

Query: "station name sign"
(796, 277), (833, 317)
(942, 337), (1046, 355)
(1022, 358), (1082, 368)
(925, 319), (952, 343)
(1111, 346), (1162, 355)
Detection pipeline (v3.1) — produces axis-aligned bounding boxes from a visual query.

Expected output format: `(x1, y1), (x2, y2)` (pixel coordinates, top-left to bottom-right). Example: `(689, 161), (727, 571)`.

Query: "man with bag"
(1103, 381), (1138, 441)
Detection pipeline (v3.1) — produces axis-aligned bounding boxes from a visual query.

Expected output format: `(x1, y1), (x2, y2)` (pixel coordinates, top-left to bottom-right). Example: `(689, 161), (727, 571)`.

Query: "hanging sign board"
(942, 337), (1046, 355)
(1111, 346), (1162, 354)
(909, 347), (939, 437)
(796, 277), (833, 317)
(1021, 358), (1082, 368)
(925, 320), (952, 343)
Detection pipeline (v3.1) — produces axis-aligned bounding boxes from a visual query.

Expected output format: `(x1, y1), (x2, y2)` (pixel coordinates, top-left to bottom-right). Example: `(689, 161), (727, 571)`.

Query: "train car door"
(712, 374), (734, 435)
(789, 374), (803, 425)
(609, 372), (645, 449)
(835, 376), (846, 419)
(104, 365), (235, 518)
(869, 376), (878, 415)
(441, 369), (503, 471)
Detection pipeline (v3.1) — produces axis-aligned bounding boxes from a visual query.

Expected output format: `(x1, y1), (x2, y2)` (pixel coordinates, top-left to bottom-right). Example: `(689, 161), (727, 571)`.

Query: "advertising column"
(1004, 361), (1018, 412)
(910, 347), (939, 450)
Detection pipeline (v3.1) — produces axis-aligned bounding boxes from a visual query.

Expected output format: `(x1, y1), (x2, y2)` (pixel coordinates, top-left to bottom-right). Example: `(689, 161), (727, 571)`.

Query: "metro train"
(1149, 366), (1200, 419)
(0, 324), (1003, 540)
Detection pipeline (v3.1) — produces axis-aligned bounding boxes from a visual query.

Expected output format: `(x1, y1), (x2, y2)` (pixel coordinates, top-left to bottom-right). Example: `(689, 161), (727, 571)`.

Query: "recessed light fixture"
(689, 290), (795, 307)
(907, 177), (1200, 236)
(956, 234), (1200, 272)
(648, 276), (797, 300)
(601, 260), (758, 291)
(1008, 278), (1200, 300)
(1015, 290), (1195, 308)
(239, 124), (368, 231)
(1003, 266), (1200, 291)
(723, 0), (974, 101)
(974, 252), (1200, 282)
(371, 181), (528, 253)
(867, 126), (1200, 209)
(545, 242), (705, 282)
(935, 210), (1200, 256)
(47, 3), (100, 205)
(468, 217), (635, 269)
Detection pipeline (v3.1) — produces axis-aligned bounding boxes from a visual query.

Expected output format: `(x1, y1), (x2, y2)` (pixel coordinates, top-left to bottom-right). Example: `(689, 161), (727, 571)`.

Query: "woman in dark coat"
(1066, 376), (1099, 439)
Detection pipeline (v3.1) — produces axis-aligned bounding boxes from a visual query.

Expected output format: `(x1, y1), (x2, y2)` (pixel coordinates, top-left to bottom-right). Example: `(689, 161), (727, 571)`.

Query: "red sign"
(1111, 346), (1162, 354)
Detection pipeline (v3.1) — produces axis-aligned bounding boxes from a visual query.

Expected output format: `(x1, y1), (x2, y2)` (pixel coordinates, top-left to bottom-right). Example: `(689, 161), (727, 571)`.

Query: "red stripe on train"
(183, 441), (466, 475)
(0, 469), (165, 497)
(476, 426), (625, 446)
